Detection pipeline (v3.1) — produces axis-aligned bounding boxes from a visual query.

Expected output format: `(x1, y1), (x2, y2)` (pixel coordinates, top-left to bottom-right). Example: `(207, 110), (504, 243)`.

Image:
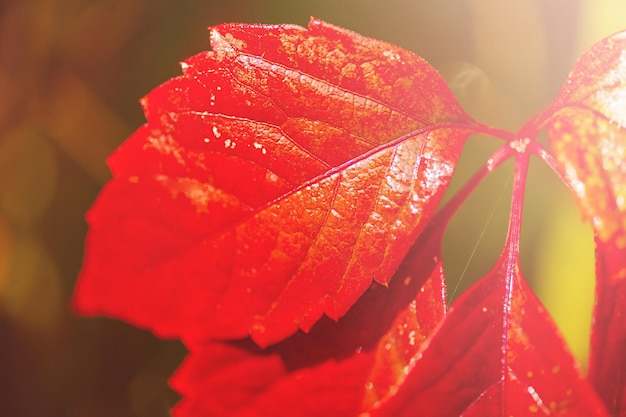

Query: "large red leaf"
(543, 30), (626, 415)
(170, 218), (447, 416)
(73, 18), (475, 346)
(368, 229), (609, 417)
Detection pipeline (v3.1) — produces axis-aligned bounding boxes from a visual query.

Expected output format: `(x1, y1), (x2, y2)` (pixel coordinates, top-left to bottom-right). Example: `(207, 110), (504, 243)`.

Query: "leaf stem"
(502, 146), (531, 263)
(528, 141), (578, 198)
(471, 122), (517, 142)
(498, 144), (531, 413)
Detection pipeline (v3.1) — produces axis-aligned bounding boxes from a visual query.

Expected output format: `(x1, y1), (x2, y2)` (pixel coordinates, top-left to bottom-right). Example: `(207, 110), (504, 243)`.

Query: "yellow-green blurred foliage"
(0, 1), (624, 415)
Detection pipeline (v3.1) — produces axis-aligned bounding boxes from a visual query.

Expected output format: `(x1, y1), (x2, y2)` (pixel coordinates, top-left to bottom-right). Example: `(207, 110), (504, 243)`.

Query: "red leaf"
(590, 236), (626, 416)
(546, 30), (626, 244)
(363, 151), (609, 416)
(368, 241), (609, 417)
(170, 219), (447, 416)
(73, 18), (474, 346)
(543, 30), (626, 414)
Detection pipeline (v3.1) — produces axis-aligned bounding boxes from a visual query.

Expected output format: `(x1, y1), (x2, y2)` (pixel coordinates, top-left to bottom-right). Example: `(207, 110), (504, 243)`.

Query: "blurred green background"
(1, 0), (625, 416)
